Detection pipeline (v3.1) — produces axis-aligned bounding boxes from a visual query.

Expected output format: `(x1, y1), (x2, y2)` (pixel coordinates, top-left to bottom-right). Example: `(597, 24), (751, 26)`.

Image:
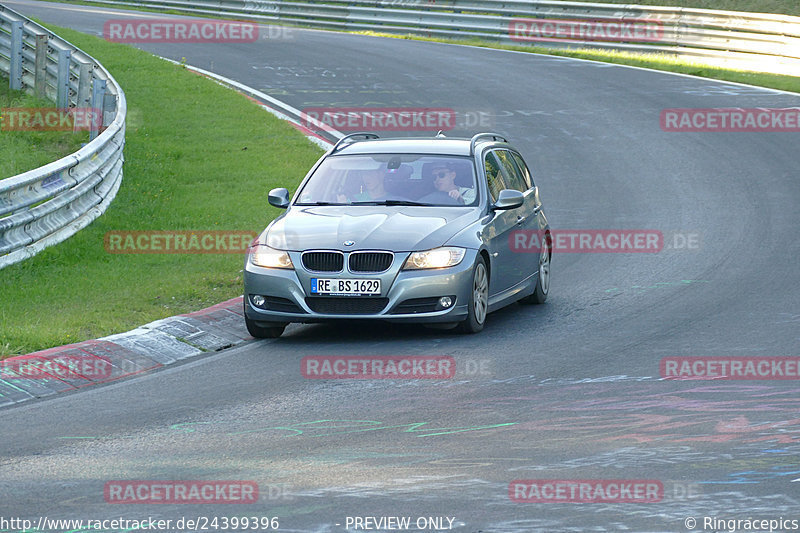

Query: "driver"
(430, 162), (475, 204)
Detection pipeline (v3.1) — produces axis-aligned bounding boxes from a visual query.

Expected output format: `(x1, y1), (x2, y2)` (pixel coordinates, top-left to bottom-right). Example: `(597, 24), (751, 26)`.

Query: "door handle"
(516, 215), (526, 225)
(532, 205), (542, 215)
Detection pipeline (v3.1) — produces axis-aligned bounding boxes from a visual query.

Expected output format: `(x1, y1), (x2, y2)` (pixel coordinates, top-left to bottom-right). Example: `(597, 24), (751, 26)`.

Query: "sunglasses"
(432, 170), (451, 178)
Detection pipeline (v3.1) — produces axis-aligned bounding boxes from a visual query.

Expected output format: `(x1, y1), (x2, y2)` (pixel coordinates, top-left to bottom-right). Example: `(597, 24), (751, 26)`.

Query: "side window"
(495, 150), (528, 192)
(483, 152), (508, 201)
(510, 152), (534, 189)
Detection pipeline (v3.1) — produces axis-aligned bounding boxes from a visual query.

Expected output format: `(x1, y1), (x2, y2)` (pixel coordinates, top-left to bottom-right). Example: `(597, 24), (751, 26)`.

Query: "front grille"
(390, 297), (445, 315)
(305, 297), (389, 315)
(302, 251), (344, 272)
(349, 251), (393, 272)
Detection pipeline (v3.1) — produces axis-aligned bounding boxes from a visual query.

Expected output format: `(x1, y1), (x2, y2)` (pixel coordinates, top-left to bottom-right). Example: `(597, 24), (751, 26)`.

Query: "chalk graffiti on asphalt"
(60, 419), (518, 440)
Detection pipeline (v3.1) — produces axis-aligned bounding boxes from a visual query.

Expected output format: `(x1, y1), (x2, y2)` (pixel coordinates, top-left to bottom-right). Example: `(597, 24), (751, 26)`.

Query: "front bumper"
(243, 249), (478, 324)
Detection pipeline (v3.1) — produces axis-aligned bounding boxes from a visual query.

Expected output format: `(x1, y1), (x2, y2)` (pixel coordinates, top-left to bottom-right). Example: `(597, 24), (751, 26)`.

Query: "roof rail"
(332, 132), (380, 153)
(469, 132), (508, 155)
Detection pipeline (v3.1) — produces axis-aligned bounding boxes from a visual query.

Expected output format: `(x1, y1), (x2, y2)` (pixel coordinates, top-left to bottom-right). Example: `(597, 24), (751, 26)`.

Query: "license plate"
(311, 278), (381, 295)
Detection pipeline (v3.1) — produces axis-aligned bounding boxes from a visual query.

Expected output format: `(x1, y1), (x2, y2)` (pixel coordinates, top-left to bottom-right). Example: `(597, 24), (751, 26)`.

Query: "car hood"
(264, 206), (479, 251)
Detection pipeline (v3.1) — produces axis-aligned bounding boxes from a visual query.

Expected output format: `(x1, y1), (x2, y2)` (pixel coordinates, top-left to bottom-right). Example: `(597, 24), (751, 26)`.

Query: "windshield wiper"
(351, 200), (430, 206)
(383, 200), (430, 206)
(298, 201), (347, 206)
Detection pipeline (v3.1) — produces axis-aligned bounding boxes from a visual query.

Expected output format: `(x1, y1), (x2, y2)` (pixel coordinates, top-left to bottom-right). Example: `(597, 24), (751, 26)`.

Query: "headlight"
(403, 247), (466, 270)
(250, 245), (293, 269)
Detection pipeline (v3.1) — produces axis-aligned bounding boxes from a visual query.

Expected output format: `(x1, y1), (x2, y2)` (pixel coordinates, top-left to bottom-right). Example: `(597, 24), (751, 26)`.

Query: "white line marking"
(160, 58), (342, 144)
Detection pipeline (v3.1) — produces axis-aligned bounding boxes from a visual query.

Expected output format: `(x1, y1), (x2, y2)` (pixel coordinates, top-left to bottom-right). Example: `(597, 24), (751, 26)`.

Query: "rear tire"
(459, 255), (489, 333)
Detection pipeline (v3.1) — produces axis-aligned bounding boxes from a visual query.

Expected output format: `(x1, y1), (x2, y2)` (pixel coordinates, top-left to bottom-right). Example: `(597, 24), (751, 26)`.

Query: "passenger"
(353, 168), (388, 201)
(338, 167), (389, 202)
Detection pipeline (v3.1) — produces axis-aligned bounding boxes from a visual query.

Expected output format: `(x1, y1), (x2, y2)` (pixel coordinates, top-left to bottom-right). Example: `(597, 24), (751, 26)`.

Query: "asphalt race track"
(2, 1), (800, 531)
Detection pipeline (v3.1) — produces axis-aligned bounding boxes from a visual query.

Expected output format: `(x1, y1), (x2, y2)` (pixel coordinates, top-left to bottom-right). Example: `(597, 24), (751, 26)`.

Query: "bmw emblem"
(343, 240), (355, 247)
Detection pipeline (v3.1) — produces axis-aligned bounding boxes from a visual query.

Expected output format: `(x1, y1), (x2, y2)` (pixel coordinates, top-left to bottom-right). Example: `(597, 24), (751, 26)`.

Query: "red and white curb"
(0, 297), (252, 406)
(0, 297), (254, 406)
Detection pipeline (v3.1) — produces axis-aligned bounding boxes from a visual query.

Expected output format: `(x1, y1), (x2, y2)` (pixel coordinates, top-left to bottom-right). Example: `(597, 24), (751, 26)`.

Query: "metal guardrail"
(0, 4), (126, 269)
(71, 0), (800, 77)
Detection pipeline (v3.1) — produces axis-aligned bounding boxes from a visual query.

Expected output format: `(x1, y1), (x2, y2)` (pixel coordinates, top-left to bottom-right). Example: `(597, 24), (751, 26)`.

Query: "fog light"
(252, 295), (266, 308)
(438, 296), (453, 309)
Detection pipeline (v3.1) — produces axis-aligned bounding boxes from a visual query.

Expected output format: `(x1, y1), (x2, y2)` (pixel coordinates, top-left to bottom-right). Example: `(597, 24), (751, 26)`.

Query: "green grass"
(0, 84), (90, 179)
(0, 23), (323, 358)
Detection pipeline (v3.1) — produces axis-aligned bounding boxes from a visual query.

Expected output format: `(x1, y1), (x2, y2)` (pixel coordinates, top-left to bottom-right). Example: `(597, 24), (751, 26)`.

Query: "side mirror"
(492, 189), (524, 210)
(268, 187), (290, 209)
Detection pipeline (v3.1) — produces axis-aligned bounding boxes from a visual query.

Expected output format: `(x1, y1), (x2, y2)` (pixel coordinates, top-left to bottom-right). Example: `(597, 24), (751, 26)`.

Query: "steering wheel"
(422, 190), (465, 205)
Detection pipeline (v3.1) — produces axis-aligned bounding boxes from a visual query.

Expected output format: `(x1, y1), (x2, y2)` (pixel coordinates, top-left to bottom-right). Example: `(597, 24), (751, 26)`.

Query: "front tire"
(459, 255), (489, 333)
(521, 234), (550, 304)
(244, 301), (286, 338)
(245, 318), (285, 338)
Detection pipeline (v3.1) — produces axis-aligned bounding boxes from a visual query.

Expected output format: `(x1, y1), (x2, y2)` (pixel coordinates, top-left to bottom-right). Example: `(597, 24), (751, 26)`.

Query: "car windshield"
(295, 154), (478, 206)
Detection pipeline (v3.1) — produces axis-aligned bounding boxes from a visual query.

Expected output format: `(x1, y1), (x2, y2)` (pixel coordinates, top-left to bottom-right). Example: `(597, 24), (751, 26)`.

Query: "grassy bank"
(0, 83), (89, 179)
(0, 24), (323, 357)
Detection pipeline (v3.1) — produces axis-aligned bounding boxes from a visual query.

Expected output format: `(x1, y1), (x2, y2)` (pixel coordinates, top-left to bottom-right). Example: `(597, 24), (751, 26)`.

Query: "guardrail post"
(56, 48), (72, 109)
(90, 77), (106, 140)
(75, 61), (93, 133)
(10, 21), (23, 90)
(34, 33), (49, 99)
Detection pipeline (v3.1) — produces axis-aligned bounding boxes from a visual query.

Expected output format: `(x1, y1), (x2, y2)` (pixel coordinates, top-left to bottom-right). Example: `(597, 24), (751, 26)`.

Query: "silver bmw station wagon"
(243, 132), (551, 338)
